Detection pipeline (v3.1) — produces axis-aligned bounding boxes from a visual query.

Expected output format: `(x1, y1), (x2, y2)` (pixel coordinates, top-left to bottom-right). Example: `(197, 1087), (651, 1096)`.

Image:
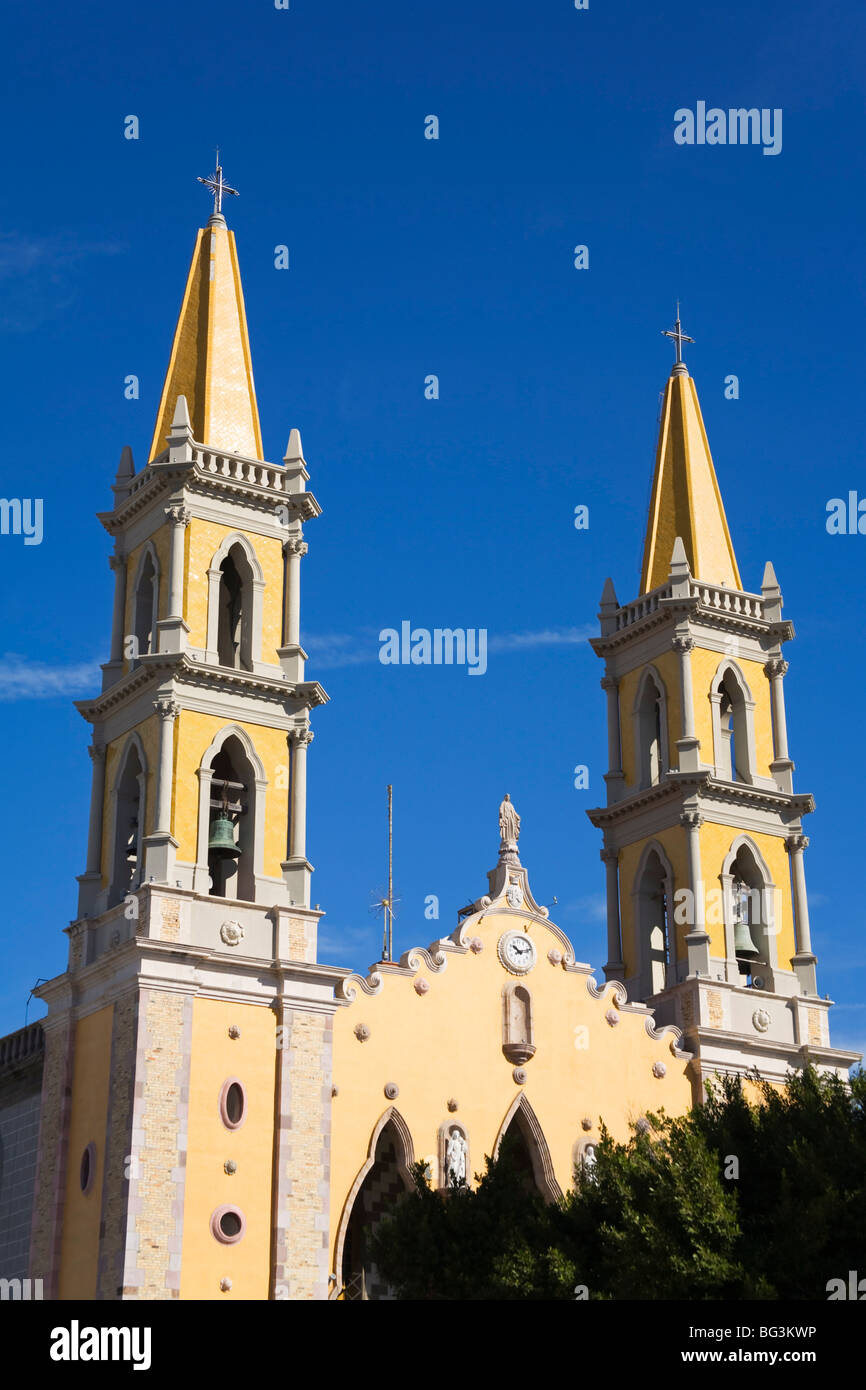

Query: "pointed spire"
(148, 218), (263, 463)
(283, 428), (304, 463)
(170, 393), (191, 433)
(761, 561), (782, 621)
(640, 365), (741, 594)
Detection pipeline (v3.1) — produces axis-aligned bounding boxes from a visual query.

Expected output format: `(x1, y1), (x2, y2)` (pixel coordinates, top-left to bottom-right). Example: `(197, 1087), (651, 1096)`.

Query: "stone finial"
(762, 560), (782, 621)
(170, 393), (192, 433)
(112, 445), (135, 503)
(284, 427), (304, 463)
(598, 576), (619, 635)
(669, 536), (691, 594)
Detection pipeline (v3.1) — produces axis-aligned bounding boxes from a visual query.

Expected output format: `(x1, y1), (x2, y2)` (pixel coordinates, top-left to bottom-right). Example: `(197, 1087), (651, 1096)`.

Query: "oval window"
(210, 1205), (246, 1245)
(80, 1142), (96, 1195)
(219, 1078), (247, 1130)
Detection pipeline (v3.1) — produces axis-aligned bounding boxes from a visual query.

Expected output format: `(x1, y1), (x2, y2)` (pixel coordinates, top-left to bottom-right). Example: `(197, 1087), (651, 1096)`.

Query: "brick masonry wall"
(0, 1057), (45, 1281)
(29, 1018), (75, 1295)
(97, 991), (139, 1300)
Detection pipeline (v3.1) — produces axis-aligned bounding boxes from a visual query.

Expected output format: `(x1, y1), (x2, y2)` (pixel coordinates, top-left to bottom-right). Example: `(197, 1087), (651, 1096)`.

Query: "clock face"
(499, 931), (536, 974)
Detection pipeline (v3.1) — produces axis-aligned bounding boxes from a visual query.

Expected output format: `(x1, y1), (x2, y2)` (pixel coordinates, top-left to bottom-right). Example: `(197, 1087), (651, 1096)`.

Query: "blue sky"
(1, 0), (865, 1057)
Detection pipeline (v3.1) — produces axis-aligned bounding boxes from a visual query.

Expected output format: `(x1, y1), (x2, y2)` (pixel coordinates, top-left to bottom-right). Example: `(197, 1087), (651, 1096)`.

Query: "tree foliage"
(369, 1067), (865, 1299)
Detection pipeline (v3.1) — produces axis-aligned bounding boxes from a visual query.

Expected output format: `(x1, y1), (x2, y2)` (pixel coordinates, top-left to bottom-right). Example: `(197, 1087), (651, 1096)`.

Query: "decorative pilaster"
(76, 744), (107, 916)
(601, 846), (624, 981)
(278, 536), (308, 681)
(142, 697), (180, 883)
(786, 833), (817, 994)
(157, 505), (191, 654)
(681, 807), (710, 975)
(765, 656), (794, 793)
(282, 727), (314, 906)
(672, 631), (701, 772)
(601, 676), (625, 802)
(101, 552), (128, 690)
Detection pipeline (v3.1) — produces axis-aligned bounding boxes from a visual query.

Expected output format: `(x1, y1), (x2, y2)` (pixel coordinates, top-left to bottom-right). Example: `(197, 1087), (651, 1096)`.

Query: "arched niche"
(493, 1093), (562, 1203)
(205, 533), (265, 671)
(333, 1107), (415, 1300)
(632, 665), (669, 789)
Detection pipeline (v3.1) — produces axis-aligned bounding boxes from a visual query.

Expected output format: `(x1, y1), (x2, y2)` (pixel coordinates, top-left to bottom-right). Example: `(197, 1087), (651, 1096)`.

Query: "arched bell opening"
(207, 736), (254, 901)
(131, 546), (159, 666)
(108, 738), (146, 908)
(217, 544), (254, 671)
(633, 843), (675, 997)
(721, 839), (776, 986)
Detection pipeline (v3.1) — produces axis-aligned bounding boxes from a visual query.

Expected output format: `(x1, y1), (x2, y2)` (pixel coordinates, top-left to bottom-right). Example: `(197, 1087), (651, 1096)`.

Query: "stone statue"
(498, 793), (520, 847)
(445, 1128), (467, 1185)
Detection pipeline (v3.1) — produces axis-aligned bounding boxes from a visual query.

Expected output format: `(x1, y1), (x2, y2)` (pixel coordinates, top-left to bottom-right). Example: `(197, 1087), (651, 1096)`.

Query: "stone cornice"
(587, 773), (814, 828)
(98, 448), (320, 535)
(591, 595), (794, 657)
(75, 652), (329, 722)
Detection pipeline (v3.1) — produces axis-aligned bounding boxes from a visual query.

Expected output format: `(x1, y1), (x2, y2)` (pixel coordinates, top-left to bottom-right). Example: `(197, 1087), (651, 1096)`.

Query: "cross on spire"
(197, 149), (239, 218)
(661, 302), (694, 366)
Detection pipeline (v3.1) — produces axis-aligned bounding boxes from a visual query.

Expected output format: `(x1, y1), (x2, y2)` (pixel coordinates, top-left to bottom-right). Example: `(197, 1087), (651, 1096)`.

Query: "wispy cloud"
(0, 654), (100, 701)
(304, 625), (592, 670)
(559, 893), (607, 923)
(0, 234), (125, 331)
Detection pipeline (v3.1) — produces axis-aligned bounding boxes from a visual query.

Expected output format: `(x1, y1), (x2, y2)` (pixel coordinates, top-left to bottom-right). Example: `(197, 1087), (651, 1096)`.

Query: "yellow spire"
(640, 359), (741, 595)
(148, 216), (263, 462)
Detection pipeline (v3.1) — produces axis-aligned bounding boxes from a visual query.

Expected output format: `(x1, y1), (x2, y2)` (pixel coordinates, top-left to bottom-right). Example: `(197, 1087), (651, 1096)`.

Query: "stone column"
(681, 807), (710, 975)
(157, 505), (191, 654)
(765, 656), (794, 792)
(77, 744), (107, 917)
(601, 676), (624, 802)
(289, 728), (313, 862)
(786, 833), (817, 994)
(101, 552), (128, 689)
(279, 538), (308, 681)
(673, 632), (700, 772)
(601, 846), (624, 981)
(143, 697), (180, 884)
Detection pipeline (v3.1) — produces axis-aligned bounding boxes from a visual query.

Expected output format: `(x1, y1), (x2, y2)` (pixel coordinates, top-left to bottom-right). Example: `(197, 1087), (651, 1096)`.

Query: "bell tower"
(29, 166), (344, 1301)
(587, 313), (858, 1097)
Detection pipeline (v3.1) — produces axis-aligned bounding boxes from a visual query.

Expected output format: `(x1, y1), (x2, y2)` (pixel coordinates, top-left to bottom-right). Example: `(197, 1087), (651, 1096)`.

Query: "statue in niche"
(445, 1128), (467, 1185)
(499, 793), (520, 847)
(582, 1144), (597, 1179)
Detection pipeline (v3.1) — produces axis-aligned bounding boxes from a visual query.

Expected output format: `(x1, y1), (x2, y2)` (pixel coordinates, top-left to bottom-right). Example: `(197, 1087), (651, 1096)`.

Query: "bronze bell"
(734, 919), (761, 961)
(208, 811), (241, 858)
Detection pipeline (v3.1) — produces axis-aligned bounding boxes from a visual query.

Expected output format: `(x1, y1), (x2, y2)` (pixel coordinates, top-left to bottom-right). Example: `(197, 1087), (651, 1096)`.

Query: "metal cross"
(197, 149), (239, 217)
(661, 302), (694, 364)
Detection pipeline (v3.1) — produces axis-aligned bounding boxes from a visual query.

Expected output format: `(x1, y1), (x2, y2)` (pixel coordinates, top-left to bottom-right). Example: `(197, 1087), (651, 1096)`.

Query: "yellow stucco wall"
(58, 1005), (114, 1298)
(179, 998), (277, 1300)
(172, 711), (288, 875)
(184, 518), (284, 663)
(619, 650), (681, 786)
(329, 908), (693, 1277)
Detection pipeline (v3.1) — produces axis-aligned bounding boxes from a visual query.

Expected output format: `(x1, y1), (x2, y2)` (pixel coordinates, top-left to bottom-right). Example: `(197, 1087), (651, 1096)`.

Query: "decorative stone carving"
(414, 977), (430, 995)
(764, 657), (788, 680)
(498, 793), (520, 847)
(680, 809), (703, 831)
(354, 1023), (370, 1042)
(220, 920), (245, 947)
(447, 1098), (459, 1112)
(671, 634), (694, 653)
(752, 1008), (771, 1034)
(785, 834), (809, 855)
(154, 696), (181, 721)
(470, 937), (484, 953)
(220, 1278), (232, 1292)
(652, 1061), (667, 1079)
(228, 1025), (241, 1039)
(289, 727), (314, 750)
(605, 1008), (619, 1026)
(224, 1159), (237, 1175)
(166, 504), (191, 527)
(479, 895), (492, 908)
(581, 1117), (593, 1132)
(512, 1067), (527, 1085)
(384, 1082), (399, 1100)
(283, 537), (309, 558)
(635, 1116), (651, 1134)
(547, 948), (563, 965)
(445, 1127), (468, 1185)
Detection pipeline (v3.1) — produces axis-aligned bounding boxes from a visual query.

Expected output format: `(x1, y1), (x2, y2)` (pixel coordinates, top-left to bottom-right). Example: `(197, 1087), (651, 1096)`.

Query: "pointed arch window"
(711, 662), (756, 785)
(131, 547), (159, 665)
(633, 667), (669, 789)
(634, 846), (674, 997)
(207, 738), (254, 901)
(721, 838), (777, 986)
(109, 738), (146, 908)
(217, 546), (253, 670)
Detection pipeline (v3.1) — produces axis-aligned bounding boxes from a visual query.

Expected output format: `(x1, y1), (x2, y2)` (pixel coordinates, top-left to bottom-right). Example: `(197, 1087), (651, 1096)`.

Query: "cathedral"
(0, 169), (857, 1301)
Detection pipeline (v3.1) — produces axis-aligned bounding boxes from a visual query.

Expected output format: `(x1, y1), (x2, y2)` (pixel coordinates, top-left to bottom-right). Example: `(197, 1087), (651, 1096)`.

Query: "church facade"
(0, 178), (857, 1301)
